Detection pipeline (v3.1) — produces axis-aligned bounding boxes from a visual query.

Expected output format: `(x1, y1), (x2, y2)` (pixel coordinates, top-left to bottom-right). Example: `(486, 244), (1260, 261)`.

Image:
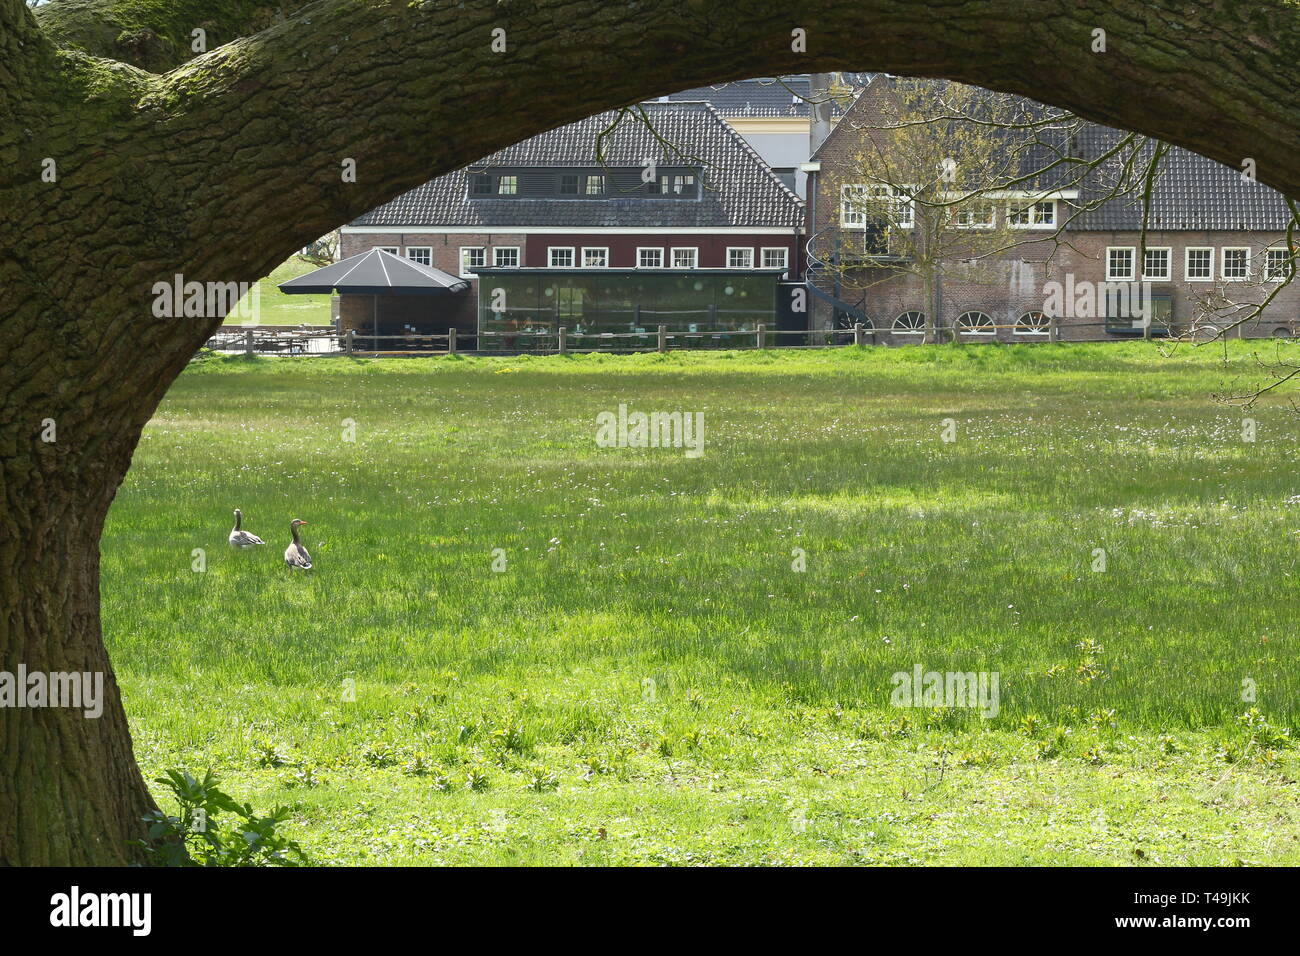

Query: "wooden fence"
(202, 316), (1200, 357)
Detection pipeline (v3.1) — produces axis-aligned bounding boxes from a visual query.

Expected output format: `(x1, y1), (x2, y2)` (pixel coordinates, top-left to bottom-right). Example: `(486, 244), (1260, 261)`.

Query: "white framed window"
(955, 203), (995, 229)
(1265, 247), (1293, 282)
(1221, 247), (1251, 281)
(841, 184), (869, 227)
(956, 310), (996, 335)
(458, 246), (485, 278)
(585, 174), (605, 195)
(497, 175), (518, 195)
(1008, 199), (1056, 229)
(1015, 311), (1050, 335)
(761, 247), (789, 271)
(404, 246), (432, 266)
(1106, 247), (1136, 281)
(727, 247), (755, 268)
(893, 311), (925, 334)
(582, 247), (609, 267)
(671, 247), (698, 269)
(647, 173), (697, 196)
(841, 183), (914, 229)
(375, 246), (400, 255)
(548, 247), (576, 268)
(1142, 247), (1171, 281)
(637, 247), (664, 269)
(1185, 247), (1214, 281)
(493, 246), (519, 268)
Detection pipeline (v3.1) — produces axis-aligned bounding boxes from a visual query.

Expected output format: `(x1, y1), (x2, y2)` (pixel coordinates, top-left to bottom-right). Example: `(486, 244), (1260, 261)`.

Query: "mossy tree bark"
(1, 0), (1297, 864)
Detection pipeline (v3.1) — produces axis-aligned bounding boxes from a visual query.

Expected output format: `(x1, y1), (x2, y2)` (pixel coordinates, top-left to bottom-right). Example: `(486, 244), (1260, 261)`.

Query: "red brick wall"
(808, 84), (1299, 343)
(339, 230), (800, 339)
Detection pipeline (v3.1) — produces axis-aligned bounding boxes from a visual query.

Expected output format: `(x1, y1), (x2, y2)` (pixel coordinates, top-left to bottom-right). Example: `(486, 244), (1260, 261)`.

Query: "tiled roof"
(662, 75), (871, 118)
(821, 78), (1293, 233)
(1067, 126), (1293, 232)
(350, 102), (803, 230)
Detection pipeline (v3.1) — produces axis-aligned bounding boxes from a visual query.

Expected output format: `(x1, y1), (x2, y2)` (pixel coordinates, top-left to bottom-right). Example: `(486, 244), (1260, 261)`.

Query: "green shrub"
(136, 769), (306, 867)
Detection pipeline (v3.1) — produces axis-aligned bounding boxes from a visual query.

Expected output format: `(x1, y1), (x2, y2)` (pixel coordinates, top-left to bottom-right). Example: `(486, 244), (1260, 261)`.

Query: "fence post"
(244, 329), (254, 356)
(658, 325), (667, 353)
(757, 323), (766, 349)
(853, 323), (864, 347)
(558, 326), (568, 355)
(345, 328), (354, 355)
(1049, 314), (1059, 343)
(448, 327), (457, 355)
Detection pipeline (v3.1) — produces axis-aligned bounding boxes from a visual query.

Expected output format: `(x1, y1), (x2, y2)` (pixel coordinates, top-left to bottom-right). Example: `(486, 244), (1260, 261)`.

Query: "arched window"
(956, 311), (995, 335)
(893, 311), (925, 334)
(1015, 311), (1050, 335)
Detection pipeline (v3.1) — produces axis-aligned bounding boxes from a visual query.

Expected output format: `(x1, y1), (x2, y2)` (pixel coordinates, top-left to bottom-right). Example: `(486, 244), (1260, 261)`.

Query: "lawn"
(104, 342), (1300, 865)
(236, 257), (335, 326)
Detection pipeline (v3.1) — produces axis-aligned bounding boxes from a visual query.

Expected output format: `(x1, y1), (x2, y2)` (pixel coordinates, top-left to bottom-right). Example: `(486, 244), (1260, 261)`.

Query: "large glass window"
(477, 271), (780, 349)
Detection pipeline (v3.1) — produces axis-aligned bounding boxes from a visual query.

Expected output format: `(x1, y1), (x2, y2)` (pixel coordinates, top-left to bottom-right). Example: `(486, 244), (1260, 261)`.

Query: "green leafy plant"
(362, 741), (398, 767)
(524, 766), (559, 792)
(135, 769), (306, 867)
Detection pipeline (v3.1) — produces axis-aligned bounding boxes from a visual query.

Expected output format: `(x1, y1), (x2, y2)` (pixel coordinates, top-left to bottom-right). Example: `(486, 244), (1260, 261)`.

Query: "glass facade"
(475, 269), (781, 350)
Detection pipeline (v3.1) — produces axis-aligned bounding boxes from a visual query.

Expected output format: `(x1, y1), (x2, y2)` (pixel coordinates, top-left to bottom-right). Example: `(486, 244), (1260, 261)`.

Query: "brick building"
(805, 78), (1299, 343)
(337, 101), (803, 349)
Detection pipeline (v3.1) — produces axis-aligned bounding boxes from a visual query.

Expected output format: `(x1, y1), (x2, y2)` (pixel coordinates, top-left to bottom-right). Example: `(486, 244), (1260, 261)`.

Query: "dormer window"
(497, 175), (517, 195)
(470, 174), (493, 195)
(560, 174), (580, 195)
(648, 173), (697, 197)
(585, 175), (605, 195)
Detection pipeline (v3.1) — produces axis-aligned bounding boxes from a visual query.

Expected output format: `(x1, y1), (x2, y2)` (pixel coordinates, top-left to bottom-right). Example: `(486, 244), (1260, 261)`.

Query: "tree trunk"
(3, 0), (1298, 865)
(0, 475), (156, 865)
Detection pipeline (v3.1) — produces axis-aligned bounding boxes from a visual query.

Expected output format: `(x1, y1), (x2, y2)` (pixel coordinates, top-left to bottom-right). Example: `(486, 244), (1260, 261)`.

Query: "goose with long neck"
(228, 509), (265, 548)
(284, 518), (312, 569)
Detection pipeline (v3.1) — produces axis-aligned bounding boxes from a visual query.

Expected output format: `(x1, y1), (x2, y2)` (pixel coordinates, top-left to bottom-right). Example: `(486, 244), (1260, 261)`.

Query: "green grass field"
(237, 257), (334, 326)
(104, 342), (1300, 865)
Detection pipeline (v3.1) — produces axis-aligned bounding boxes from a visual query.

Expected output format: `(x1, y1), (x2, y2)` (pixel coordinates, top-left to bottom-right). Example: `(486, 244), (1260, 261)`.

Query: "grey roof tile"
(351, 102), (803, 230)
(662, 75), (871, 117)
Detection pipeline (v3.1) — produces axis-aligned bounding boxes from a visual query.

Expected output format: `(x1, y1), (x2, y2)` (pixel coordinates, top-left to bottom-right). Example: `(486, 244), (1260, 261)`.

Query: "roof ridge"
(696, 100), (805, 207)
